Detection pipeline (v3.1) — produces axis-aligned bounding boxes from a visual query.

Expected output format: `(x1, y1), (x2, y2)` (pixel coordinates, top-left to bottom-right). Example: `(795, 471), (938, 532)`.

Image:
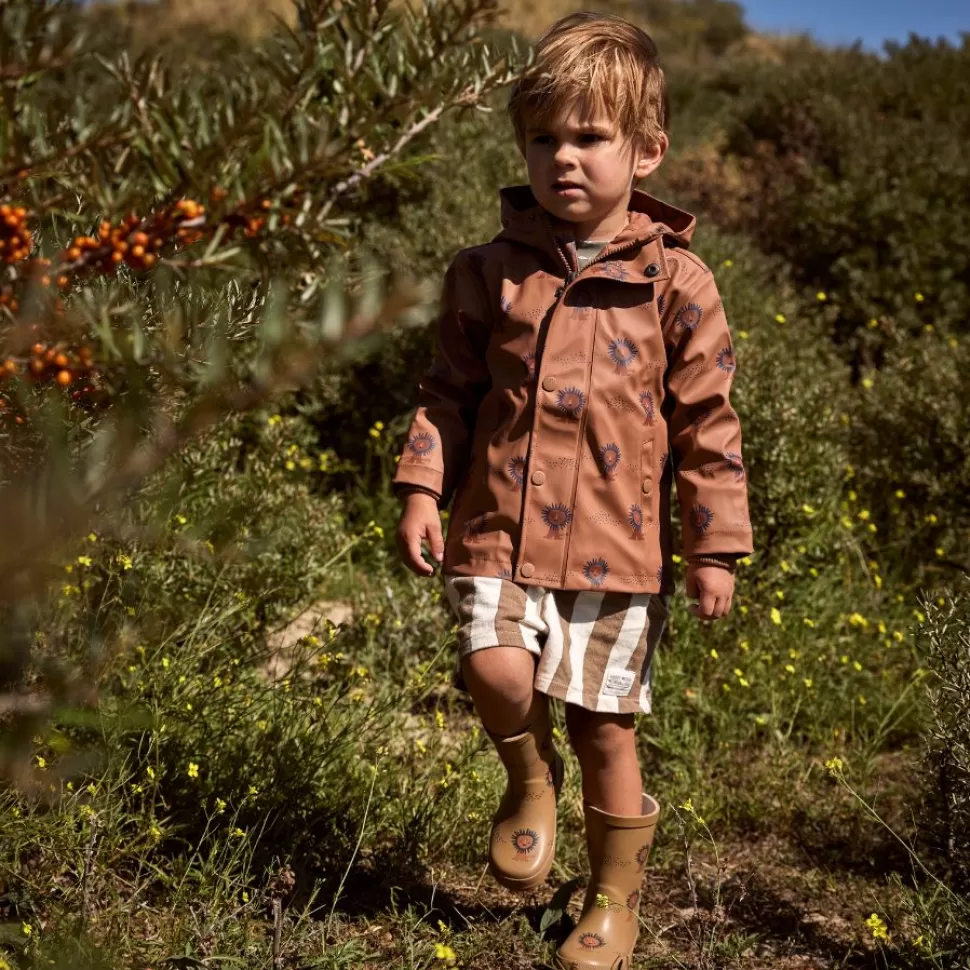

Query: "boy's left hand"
(686, 563), (734, 621)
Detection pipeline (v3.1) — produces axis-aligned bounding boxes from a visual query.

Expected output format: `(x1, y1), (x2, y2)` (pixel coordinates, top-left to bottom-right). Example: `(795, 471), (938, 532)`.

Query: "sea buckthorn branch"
(0, 279), (422, 605)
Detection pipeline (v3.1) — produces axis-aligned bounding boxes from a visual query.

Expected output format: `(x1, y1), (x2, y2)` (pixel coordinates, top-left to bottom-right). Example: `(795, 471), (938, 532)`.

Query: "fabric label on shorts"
(603, 668), (636, 696)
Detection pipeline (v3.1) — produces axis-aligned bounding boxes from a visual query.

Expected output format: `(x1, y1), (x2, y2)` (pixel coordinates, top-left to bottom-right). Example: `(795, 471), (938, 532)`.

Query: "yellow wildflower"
(77, 555), (92, 567)
(187, 762), (199, 778)
(816, 291), (827, 301)
(770, 607), (782, 626)
(434, 943), (457, 964)
(775, 313), (786, 323)
(865, 913), (889, 941)
(914, 292), (924, 303)
(738, 330), (749, 339)
(825, 756), (844, 775)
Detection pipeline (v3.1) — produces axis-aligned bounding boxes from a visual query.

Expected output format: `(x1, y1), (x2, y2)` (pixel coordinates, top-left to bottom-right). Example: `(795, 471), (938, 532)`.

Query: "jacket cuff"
(392, 462), (444, 501)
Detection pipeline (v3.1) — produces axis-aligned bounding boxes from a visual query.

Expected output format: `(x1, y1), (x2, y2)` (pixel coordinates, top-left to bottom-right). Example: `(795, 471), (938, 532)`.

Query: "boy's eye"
(580, 133), (605, 144)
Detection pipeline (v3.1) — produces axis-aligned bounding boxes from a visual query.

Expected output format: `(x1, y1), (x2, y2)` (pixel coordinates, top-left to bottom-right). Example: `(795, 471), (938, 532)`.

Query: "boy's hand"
(686, 563), (734, 621)
(396, 492), (444, 576)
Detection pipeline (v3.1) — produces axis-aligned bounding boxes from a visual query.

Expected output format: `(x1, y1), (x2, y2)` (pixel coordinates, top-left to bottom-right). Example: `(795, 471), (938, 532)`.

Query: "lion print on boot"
(486, 706), (565, 891)
(553, 793), (660, 970)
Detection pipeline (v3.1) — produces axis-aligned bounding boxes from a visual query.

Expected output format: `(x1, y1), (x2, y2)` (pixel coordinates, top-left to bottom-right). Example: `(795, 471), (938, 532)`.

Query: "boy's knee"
(461, 646), (535, 704)
(565, 705), (635, 758)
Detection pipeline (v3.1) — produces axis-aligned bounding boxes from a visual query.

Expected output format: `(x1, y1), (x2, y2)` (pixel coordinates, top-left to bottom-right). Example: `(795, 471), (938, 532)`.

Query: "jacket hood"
(493, 184), (696, 275)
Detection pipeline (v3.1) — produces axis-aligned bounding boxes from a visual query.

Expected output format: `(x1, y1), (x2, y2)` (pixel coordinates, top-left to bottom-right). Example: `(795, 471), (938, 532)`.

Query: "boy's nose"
(552, 144), (577, 167)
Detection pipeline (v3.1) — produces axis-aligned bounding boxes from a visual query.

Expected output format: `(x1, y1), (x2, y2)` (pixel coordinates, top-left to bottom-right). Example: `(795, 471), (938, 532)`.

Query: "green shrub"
(668, 37), (970, 365)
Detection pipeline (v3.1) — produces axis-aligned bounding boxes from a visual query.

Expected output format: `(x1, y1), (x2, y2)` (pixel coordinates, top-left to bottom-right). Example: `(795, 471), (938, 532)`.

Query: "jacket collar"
(493, 184), (696, 282)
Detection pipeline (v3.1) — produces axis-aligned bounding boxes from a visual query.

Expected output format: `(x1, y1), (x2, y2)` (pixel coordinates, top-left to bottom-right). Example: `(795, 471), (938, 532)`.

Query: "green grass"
(1, 405), (963, 970)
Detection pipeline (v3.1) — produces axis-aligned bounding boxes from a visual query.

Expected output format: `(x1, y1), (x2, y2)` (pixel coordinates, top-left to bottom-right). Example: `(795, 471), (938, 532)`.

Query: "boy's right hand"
(396, 491), (444, 576)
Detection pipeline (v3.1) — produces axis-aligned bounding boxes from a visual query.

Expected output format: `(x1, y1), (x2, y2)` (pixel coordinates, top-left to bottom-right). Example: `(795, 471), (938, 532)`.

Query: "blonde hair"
(507, 12), (669, 155)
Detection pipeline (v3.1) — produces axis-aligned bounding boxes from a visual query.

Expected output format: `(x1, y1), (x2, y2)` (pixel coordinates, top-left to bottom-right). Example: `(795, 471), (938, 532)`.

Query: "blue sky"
(741, 0), (968, 50)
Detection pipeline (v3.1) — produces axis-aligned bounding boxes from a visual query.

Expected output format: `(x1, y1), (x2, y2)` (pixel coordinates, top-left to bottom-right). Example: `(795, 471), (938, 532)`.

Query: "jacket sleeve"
(392, 248), (493, 504)
(662, 257), (753, 558)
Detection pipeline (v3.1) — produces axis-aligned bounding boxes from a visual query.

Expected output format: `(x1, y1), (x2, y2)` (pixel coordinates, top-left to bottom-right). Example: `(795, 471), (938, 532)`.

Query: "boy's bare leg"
(565, 704), (643, 816)
(461, 647), (543, 735)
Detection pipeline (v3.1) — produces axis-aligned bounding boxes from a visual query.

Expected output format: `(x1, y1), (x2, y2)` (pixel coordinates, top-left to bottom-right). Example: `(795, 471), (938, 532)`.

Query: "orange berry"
(143, 253), (156, 267)
(29, 358), (44, 375)
(153, 238), (164, 249)
(15, 415), (23, 424)
(57, 275), (69, 288)
(67, 247), (81, 260)
(131, 245), (145, 259)
(40, 275), (51, 287)
(260, 199), (271, 210)
(56, 369), (72, 386)
(31, 343), (44, 355)
(132, 232), (148, 246)
(54, 353), (69, 368)
(44, 349), (56, 362)
(111, 251), (123, 264)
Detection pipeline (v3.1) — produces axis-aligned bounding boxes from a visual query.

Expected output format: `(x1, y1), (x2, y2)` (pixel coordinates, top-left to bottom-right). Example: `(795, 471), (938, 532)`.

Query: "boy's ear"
(633, 132), (669, 181)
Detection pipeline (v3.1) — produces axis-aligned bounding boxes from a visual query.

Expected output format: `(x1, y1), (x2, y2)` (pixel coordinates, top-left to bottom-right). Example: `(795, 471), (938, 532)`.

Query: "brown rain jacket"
(393, 185), (753, 594)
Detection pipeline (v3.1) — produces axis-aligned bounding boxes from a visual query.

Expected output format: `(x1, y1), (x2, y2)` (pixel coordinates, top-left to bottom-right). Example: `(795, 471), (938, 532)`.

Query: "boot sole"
(551, 953), (632, 970)
(488, 752), (564, 892)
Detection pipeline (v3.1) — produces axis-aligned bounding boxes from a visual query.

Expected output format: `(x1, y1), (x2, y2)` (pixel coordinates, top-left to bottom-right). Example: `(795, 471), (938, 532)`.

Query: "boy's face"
(523, 101), (667, 242)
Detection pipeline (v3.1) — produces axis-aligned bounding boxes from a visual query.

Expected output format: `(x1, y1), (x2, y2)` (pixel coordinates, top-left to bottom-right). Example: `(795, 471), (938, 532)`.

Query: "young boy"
(394, 12), (752, 969)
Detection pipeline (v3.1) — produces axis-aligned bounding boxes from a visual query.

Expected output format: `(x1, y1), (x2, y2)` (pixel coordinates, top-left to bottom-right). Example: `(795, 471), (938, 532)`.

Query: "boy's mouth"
(552, 180), (583, 194)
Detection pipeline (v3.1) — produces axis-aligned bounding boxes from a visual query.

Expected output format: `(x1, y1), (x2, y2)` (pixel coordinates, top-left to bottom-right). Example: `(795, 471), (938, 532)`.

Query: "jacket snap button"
(520, 562), (535, 578)
(541, 375), (558, 392)
(645, 262), (661, 278)
(531, 470), (546, 486)
(641, 478), (652, 494)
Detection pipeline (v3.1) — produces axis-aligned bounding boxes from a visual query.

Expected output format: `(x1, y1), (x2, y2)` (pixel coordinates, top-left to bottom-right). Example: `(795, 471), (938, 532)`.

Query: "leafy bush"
(665, 37), (970, 366)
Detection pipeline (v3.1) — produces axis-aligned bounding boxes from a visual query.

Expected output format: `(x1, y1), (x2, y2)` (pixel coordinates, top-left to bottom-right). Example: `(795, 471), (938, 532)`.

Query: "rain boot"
(486, 696), (565, 891)
(553, 793), (660, 970)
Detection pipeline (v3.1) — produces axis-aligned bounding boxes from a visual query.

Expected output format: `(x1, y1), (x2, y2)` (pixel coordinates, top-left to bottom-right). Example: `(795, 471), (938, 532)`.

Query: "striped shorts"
(443, 576), (671, 715)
